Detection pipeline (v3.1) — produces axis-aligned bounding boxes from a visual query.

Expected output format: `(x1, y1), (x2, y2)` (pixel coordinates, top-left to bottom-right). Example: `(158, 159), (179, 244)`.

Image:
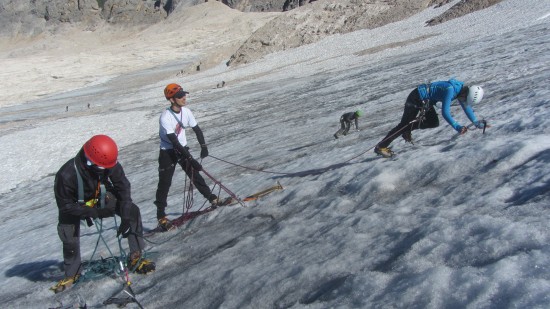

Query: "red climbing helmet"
(83, 135), (118, 169)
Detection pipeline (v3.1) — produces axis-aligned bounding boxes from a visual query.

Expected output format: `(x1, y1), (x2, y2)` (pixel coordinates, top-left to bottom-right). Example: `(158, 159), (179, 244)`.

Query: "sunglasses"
(87, 159), (105, 170)
(174, 90), (188, 99)
(84, 154), (107, 170)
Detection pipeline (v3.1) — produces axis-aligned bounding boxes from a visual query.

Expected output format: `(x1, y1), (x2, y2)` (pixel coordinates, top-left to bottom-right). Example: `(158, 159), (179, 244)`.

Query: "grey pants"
(334, 117), (352, 137)
(58, 200), (145, 278)
(57, 224), (81, 278)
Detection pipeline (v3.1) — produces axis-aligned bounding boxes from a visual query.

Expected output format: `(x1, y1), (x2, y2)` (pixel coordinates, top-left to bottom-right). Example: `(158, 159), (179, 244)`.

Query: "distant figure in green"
(334, 110), (363, 139)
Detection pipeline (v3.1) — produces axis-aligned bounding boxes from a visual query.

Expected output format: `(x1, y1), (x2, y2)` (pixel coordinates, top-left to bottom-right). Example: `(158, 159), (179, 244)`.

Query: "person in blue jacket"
(374, 79), (485, 157)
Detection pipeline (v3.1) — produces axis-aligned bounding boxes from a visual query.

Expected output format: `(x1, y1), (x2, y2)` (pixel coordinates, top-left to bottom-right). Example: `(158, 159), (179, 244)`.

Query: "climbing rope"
(208, 118), (412, 176)
(209, 106), (488, 176)
(139, 158), (233, 245)
(71, 218), (124, 286)
(139, 108), (489, 246)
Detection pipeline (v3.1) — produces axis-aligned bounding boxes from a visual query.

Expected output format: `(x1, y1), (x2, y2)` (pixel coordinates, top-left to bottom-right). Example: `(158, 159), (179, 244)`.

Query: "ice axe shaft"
(243, 182), (284, 202)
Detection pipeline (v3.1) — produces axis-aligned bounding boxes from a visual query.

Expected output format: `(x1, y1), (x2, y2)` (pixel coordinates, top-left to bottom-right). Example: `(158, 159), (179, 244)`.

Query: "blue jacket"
(417, 79), (478, 132)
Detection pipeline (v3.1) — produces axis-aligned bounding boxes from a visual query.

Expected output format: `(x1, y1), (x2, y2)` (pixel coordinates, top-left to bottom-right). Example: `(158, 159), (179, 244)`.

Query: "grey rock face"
(227, 0), (507, 66)
(101, 0), (165, 24)
(0, 0), (101, 37)
(227, 0), (430, 66)
(0, 0), (300, 39)
(426, 0), (504, 26)
(222, 0), (311, 12)
(1, 0), (506, 67)
(0, 0), (194, 38)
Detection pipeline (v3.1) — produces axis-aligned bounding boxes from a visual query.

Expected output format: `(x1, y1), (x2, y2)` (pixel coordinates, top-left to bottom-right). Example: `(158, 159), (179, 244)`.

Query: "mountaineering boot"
(210, 196), (234, 208)
(209, 194), (221, 207)
(402, 131), (413, 144)
(50, 274), (80, 293)
(157, 217), (174, 232)
(334, 133), (339, 139)
(374, 146), (395, 158)
(128, 252), (156, 274)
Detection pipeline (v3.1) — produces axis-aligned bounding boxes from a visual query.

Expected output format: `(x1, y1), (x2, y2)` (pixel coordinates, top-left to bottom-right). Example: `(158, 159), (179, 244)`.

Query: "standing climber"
(374, 79), (486, 157)
(334, 110), (363, 139)
(154, 83), (220, 231)
(52, 135), (155, 293)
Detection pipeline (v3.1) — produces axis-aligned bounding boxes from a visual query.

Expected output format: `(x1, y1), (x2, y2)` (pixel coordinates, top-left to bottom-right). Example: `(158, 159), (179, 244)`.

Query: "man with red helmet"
(52, 135), (155, 293)
(154, 83), (219, 231)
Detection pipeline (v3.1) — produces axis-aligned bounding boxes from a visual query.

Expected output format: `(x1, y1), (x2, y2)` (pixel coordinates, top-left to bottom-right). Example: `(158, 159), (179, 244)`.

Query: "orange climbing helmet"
(164, 83), (188, 100)
(164, 83), (181, 99)
(83, 135), (118, 169)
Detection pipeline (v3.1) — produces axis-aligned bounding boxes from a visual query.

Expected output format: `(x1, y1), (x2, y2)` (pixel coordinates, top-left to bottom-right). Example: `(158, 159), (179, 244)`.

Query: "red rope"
(201, 169), (245, 207)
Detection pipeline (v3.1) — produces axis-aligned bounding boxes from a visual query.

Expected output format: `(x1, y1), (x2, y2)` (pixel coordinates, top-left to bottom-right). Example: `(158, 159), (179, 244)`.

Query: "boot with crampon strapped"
(374, 146), (395, 158)
(128, 252), (156, 274)
(50, 274), (80, 293)
(157, 217), (174, 232)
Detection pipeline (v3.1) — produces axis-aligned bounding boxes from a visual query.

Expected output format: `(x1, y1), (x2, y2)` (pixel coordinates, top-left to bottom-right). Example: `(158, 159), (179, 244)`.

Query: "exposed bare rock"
(0, 0), (199, 39)
(227, 0), (431, 66)
(426, 0), (504, 26)
(0, 1), (277, 106)
(223, 0), (285, 12)
(101, 0), (165, 24)
(0, 0), (102, 37)
(227, 0), (507, 66)
(0, 0), (506, 41)
(0, 0), (508, 106)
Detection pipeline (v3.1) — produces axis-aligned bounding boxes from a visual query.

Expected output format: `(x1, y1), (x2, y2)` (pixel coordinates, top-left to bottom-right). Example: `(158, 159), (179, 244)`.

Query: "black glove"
(96, 208), (115, 219)
(188, 158), (202, 171)
(200, 145), (209, 159)
(117, 220), (131, 238)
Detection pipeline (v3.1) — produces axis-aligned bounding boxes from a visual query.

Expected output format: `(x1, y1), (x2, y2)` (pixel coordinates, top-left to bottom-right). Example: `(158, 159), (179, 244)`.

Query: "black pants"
(57, 196), (145, 278)
(377, 89), (440, 148)
(154, 149), (215, 219)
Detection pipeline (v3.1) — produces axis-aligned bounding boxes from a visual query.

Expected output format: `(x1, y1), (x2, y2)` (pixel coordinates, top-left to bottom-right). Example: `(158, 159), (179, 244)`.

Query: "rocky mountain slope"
(0, 0), (503, 107)
(0, 0), (304, 39)
(0, 0), (502, 39)
(227, 0), (504, 66)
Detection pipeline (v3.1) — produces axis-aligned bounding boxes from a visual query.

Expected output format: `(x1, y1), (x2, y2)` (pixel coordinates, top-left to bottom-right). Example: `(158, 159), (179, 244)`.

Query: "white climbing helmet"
(467, 85), (484, 105)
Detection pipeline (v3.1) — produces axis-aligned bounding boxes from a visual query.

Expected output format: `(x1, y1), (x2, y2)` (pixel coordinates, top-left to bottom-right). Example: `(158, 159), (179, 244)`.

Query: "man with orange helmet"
(52, 135), (155, 293)
(154, 83), (219, 231)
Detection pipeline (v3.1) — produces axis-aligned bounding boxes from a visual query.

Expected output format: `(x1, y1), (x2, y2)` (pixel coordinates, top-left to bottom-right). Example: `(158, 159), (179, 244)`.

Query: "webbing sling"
(167, 108), (192, 160)
(74, 160), (106, 226)
(168, 107), (186, 131)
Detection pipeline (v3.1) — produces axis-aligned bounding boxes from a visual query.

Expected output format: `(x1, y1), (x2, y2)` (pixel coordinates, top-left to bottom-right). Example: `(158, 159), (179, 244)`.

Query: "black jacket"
(341, 112), (359, 129)
(54, 149), (133, 225)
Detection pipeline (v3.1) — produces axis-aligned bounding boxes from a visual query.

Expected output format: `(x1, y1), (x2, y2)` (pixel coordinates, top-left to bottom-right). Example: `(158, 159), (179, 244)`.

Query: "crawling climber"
(334, 110), (363, 139)
(374, 79), (486, 158)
